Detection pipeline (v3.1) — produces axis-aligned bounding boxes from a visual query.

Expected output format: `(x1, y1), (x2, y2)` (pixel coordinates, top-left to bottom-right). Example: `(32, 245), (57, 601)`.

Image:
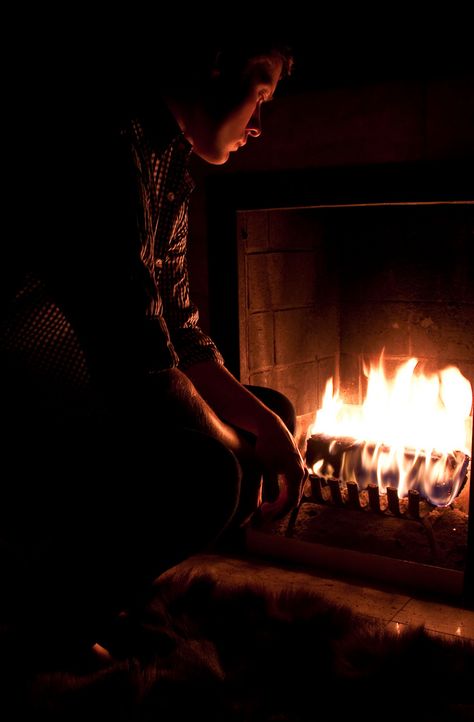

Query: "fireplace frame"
(206, 159), (474, 605)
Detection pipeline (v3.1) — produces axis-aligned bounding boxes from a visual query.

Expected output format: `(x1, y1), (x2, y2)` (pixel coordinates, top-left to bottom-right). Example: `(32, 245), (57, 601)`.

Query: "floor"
(163, 546), (474, 643)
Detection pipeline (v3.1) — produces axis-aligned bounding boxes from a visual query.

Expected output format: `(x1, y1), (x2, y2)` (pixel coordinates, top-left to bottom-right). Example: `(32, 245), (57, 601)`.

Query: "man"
(149, 42), (306, 517)
(1, 38), (307, 659)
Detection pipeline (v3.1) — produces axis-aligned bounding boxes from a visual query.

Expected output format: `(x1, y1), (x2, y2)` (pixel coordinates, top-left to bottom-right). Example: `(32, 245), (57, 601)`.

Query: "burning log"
(306, 434), (354, 479)
(306, 433), (469, 508)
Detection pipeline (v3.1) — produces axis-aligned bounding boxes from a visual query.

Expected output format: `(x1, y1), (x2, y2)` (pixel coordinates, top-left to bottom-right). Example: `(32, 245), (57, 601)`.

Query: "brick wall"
(337, 204), (474, 404)
(238, 209), (339, 419)
(238, 203), (474, 427)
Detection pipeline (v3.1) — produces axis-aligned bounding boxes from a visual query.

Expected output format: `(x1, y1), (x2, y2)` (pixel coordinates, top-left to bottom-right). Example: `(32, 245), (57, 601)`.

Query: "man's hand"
(183, 361), (309, 519)
(254, 414), (308, 519)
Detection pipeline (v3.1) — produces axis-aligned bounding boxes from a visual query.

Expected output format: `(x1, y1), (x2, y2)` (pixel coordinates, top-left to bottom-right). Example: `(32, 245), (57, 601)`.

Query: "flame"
(309, 355), (472, 506)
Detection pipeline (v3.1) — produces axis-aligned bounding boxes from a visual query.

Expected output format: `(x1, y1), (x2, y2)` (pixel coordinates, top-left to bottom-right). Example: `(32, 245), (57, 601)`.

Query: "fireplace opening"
(207, 162), (474, 602)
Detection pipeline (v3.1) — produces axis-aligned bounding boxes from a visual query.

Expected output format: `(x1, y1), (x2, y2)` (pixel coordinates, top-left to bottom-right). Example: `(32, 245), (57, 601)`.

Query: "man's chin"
(193, 145), (231, 165)
(209, 154), (230, 166)
(193, 143), (233, 165)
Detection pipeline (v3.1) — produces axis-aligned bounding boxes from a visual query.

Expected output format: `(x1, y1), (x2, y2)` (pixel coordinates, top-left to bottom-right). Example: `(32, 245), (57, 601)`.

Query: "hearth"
(207, 161), (474, 605)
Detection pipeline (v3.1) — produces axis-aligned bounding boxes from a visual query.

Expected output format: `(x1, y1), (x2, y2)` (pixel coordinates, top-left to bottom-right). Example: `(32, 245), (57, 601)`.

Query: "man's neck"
(163, 93), (205, 151)
(163, 95), (188, 136)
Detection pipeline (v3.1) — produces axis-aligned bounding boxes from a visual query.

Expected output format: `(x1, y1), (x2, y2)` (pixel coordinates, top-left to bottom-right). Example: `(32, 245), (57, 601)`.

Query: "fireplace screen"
(207, 164), (474, 603)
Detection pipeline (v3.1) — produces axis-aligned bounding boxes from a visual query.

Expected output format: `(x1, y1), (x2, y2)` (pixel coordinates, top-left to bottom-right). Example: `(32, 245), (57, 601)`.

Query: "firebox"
(207, 160), (474, 605)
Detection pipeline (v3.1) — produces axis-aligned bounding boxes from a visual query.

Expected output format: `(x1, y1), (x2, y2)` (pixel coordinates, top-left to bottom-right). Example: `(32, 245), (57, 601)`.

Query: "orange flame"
(310, 355), (472, 506)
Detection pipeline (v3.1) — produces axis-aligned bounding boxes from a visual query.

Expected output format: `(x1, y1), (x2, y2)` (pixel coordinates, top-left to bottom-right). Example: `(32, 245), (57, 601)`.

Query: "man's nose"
(246, 105), (262, 138)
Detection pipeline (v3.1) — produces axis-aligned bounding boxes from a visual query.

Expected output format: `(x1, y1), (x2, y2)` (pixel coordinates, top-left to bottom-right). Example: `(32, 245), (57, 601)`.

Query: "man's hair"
(104, 33), (294, 113)
(209, 41), (294, 80)
(147, 37), (294, 91)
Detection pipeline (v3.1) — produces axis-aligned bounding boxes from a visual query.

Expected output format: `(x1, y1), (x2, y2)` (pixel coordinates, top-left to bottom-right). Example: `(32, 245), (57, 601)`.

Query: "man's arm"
(184, 360), (307, 517)
(147, 366), (254, 464)
(160, 206), (306, 516)
(161, 201), (224, 370)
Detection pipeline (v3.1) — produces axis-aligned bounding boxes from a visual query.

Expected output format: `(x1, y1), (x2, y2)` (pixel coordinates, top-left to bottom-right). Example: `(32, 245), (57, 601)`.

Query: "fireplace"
(207, 160), (474, 604)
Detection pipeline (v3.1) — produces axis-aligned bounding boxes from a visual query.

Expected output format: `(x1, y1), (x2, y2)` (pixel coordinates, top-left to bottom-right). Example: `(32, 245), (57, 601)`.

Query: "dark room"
(2, 17), (474, 721)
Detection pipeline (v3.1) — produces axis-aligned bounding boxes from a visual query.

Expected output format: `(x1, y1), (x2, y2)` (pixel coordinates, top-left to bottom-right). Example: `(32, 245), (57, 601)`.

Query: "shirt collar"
(138, 97), (193, 159)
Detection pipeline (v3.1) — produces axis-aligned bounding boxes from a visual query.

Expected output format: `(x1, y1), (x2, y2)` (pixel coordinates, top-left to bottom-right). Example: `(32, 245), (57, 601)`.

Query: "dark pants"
(1, 385), (296, 660)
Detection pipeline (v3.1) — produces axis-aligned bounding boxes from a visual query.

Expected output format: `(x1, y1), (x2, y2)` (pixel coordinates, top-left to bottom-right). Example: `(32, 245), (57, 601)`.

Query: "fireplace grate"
(305, 475), (422, 518)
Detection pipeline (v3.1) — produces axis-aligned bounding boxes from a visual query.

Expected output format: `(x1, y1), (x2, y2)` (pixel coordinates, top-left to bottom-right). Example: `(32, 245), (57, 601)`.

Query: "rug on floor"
(2, 570), (474, 722)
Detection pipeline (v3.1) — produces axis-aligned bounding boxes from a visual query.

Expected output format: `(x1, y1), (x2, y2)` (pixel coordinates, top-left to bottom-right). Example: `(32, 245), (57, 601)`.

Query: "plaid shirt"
(127, 104), (224, 373)
(2, 100), (223, 412)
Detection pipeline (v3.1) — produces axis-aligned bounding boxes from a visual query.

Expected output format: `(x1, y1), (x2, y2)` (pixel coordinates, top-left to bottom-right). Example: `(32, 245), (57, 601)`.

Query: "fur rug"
(2, 572), (474, 722)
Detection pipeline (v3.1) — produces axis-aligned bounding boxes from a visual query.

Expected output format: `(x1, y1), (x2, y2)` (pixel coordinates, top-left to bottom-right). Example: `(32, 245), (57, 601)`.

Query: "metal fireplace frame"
(207, 159), (474, 606)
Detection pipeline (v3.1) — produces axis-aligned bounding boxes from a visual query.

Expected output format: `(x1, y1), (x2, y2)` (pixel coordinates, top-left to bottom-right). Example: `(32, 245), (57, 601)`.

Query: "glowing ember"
(309, 355), (472, 507)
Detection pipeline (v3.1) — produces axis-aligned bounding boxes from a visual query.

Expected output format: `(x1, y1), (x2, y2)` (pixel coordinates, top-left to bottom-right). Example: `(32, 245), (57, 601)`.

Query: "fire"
(309, 355), (472, 506)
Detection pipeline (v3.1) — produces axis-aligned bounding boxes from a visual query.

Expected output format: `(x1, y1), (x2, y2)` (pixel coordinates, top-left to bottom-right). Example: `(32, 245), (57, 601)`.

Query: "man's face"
(191, 54), (283, 165)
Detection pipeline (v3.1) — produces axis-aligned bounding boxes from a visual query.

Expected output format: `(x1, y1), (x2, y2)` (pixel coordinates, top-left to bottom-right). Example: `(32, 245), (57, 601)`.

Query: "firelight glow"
(309, 355), (472, 506)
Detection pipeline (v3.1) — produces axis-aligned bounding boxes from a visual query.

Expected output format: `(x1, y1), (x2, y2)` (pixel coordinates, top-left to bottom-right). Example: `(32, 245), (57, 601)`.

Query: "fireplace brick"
(240, 211), (269, 253)
(340, 300), (411, 357)
(273, 362), (319, 417)
(409, 303), (474, 360)
(268, 210), (323, 251)
(274, 307), (338, 366)
(247, 252), (318, 311)
(339, 353), (363, 404)
(338, 206), (474, 306)
(248, 361), (320, 417)
(248, 312), (274, 371)
(249, 368), (276, 389)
